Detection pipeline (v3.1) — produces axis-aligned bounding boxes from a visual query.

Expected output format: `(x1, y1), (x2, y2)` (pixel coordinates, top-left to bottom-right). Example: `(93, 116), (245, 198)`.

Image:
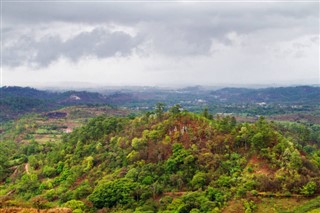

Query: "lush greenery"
(0, 104), (319, 212)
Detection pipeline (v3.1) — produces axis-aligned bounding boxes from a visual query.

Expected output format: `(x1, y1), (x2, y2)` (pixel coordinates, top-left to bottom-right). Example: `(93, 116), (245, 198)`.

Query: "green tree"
(191, 172), (207, 190)
(88, 178), (138, 209)
(42, 165), (57, 178)
(155, 102), (166, 120)
(202, 107), (212, 119)
(17, 174), (40, 195)
(170, 104), (182, 116)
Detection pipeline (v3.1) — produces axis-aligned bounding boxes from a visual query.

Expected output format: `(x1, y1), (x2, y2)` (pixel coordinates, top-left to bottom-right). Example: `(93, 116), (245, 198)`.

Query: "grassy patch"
(290, 196), (320, 213)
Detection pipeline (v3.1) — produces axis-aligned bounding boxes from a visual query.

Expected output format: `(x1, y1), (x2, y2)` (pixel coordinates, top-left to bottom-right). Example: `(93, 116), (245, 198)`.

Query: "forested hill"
(1, 85), (320, 122)
(1, 108), (319, 212)
(0, 86), (108, 121)
(210, 86), (320, 103)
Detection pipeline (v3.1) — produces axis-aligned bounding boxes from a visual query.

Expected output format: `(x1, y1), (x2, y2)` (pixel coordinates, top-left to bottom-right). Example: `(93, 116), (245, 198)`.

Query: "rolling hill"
(0, 107), (319, 212)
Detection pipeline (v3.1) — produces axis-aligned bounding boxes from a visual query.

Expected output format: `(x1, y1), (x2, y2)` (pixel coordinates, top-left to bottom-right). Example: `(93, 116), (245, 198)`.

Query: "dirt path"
(163, 191), (187, 197)
(6, 189), (16, 196)
(9, 166), (18, 179)
(25, 163), (30, 174)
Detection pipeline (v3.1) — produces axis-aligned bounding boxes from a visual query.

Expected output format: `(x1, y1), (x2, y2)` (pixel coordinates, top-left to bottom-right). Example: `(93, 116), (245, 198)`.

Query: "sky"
(1, 1), (319, 88)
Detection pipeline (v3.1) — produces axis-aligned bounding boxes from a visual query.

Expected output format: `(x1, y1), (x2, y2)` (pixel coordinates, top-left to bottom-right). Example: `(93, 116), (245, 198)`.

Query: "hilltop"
(0, 106), (319, 212)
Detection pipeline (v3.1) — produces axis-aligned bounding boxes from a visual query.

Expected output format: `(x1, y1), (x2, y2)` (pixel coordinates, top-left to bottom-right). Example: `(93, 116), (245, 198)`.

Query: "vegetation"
(0, 103), (319, 212)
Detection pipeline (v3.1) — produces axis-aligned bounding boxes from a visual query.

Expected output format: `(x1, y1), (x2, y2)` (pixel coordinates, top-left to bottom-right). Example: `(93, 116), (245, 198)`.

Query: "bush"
(42, 166), (57, 178)
(63, 199), (86, 212)
(243, 199), (256, 213)
(300, 181), (317, 196)
(191, 172), (207, 190)
(31, 196), (48, 210)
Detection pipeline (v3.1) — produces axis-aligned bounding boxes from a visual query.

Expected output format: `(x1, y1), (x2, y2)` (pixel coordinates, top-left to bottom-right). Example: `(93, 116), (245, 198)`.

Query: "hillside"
(210, 86), (320, 104)
(0, 87), (110, 122)
(0, 107), (319, 212)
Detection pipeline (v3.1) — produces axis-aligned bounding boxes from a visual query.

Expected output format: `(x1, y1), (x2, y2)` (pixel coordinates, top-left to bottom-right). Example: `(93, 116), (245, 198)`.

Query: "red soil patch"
(248, 155), (273, 176)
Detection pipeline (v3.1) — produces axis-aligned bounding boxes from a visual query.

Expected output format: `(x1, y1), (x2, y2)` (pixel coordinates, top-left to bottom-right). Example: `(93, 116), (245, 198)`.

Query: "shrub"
(300, 181), (317, 196)
(243, 199), (256, 213)
(42, 166), (57, 178)
(63, 199), (86, 212)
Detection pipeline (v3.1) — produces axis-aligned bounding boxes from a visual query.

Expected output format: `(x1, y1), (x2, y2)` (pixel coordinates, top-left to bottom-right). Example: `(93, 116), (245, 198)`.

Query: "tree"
(191, 172), (207, 190)
(31, 196), (48, 213)
(251, 132), (265, 150)
(42, 165), (57, 178)
(88, 178), (138, 209)
(17, 174), (39, 193)
(155, 103), (166, 120)
(206, 187), (225, 207)
(170, 104), (182, 116)
(202, 107), (212, 119)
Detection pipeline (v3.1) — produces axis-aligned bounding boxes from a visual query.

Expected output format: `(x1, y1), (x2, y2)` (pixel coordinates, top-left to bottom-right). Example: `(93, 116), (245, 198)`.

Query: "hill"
(1, 86), (320, 122)
(0, 86), (109, 121)
(210, 86), (320, 104)
(0, 107), (319, 212)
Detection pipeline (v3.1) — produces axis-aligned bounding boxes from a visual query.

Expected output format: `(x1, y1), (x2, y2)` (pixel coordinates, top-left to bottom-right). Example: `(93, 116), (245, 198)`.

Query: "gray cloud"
(3, 2), (318, 25)
(2, 2), (319, 86)
(3, 28), (142, 67)
(3, 2), (319, 66)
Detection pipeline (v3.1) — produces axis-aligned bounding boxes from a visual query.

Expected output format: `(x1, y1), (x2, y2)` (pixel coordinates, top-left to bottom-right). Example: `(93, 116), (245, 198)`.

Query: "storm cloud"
(2, 1), (319, 86)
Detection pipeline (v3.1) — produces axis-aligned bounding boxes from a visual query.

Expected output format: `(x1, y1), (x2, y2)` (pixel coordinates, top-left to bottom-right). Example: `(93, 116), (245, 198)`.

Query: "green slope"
(0, 108), (319, 212)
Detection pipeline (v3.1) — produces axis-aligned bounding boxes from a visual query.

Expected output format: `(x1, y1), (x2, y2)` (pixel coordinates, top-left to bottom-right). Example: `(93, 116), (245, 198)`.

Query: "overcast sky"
(1, 1), (319, 87)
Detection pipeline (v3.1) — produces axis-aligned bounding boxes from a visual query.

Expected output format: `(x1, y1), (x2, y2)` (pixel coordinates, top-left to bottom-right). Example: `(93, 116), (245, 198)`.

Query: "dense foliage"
(0, 106), (320, 212)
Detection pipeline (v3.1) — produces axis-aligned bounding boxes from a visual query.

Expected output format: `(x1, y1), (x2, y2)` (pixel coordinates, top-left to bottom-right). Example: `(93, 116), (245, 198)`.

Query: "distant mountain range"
(1, 85), (319, 121)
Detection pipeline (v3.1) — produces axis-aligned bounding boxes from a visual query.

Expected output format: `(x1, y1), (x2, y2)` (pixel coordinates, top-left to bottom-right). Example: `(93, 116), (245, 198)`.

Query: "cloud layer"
(2, 2), (319, 86)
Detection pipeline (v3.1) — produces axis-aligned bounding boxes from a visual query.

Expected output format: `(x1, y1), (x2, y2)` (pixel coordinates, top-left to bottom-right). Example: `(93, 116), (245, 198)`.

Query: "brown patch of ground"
(223, 197), (310, 213)
(255, 197), (310, 213)
(222, 200), (245, 213)
(248, 155), (274, 176)
(163, 191), (187, 198)
(24, 164), (29, 175)
(9, 167), (18, 179)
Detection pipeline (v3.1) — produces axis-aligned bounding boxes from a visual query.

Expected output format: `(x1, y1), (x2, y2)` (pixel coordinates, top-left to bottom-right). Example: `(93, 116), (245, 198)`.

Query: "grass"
(290, 196), (320, 213)
(223, 196), (319, 213)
